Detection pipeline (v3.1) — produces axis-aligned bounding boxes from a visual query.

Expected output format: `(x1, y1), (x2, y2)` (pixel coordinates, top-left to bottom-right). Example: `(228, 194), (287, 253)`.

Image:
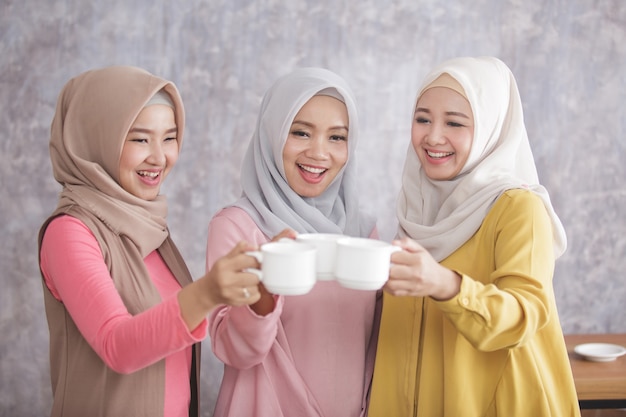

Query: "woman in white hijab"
(205, 67), (378, 417)
(368, 57), (580, 417)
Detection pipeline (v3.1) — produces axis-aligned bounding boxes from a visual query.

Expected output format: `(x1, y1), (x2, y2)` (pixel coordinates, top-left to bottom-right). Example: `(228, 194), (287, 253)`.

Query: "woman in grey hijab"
(206, 67), (378, 417)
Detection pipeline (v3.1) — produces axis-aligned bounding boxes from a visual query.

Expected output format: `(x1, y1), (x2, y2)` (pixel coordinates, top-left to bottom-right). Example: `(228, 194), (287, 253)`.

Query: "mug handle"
(244, 251), (263, 280)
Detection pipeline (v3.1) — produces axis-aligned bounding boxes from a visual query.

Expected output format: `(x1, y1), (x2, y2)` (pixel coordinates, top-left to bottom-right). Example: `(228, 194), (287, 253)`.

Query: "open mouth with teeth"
(426, 150), (454, 159)
(138, 170), (160, 178)
(297, 163), (327, 182)
(137, 170), (162, 184)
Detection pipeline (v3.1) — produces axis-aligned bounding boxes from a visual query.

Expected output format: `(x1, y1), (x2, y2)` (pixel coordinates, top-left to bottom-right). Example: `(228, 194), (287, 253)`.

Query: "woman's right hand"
(384, 237), (461, 301)
(178, 241), (262, 330)
(204, 240), (265, 306)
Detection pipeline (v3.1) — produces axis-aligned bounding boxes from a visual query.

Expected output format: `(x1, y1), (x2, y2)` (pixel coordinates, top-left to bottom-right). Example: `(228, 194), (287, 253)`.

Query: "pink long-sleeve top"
(40, 215), (208, 417)
(206, 206), (380, 417)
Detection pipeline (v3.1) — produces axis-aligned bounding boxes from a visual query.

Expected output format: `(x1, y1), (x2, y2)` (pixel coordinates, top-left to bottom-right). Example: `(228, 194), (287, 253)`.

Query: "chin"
(295, 188), (325, 198)
(132, 191), (160, 201)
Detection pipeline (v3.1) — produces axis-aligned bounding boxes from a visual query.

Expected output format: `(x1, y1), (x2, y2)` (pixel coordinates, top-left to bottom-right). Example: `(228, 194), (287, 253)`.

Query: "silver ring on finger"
(242, 287), (250, 299)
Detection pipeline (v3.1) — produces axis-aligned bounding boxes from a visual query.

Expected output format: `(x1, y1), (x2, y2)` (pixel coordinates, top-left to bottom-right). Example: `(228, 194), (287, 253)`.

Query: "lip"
(297, 163), (327, 184)
(424, 148), (454, 163)
(136, 169), (162, 186)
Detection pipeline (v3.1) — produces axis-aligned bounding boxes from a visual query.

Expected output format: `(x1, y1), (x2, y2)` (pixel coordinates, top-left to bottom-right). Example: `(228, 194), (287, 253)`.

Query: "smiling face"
(119, 104), (179, 200)
(282, 94), (349, 198)
(411, 87), (474, 180)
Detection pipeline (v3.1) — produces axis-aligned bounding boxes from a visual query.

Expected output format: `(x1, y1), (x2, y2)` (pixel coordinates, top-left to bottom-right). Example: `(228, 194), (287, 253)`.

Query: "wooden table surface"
(564, 333), (626, 403)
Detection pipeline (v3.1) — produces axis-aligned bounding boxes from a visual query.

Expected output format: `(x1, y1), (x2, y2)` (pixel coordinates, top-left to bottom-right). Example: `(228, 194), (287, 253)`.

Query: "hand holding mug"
(335, 237), (401, 290)
(245, 240), (317, 296)
(202, 241), (263, 306)
(384, 237), (461, 300)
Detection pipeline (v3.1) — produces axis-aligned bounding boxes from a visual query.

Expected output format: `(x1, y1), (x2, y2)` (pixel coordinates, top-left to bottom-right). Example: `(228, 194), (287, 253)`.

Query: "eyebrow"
(291, 120), (349, 131)
(129, 127), (178, 134)
(415, 107), (470, 119)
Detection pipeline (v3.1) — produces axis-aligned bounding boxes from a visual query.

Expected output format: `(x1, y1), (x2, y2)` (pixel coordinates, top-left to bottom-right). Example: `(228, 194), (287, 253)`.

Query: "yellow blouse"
(368, 190), (580, 417)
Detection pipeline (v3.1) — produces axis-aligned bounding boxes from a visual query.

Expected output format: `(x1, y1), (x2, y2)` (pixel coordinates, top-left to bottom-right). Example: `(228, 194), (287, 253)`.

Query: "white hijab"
(397, 56), (567, 261)
(233, 67), (375, 238)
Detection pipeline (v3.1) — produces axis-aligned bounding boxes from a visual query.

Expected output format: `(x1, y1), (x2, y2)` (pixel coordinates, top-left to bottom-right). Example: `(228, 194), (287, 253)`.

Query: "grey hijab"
(233, 67), (375, 238)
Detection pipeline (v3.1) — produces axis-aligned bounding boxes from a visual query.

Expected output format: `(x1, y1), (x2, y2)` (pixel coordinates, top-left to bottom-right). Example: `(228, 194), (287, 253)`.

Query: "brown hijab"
(49, 65), (185, 256)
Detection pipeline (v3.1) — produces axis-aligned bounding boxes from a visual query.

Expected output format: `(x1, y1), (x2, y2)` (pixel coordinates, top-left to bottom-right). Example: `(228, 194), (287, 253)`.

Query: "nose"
(424, 123), (445, 146)
(147, 141), (167, 165)
(305, 136), (329, 159)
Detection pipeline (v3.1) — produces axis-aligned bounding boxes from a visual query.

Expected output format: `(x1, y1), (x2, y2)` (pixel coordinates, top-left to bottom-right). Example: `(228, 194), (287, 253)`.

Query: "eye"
(330, 134), (347, 142)
(164, 135), (178, 142)
(290, 129), (310, 138)
(447, 121), (465, 128)
(415, 117), (430, 124)
(130, 137), (148, 143)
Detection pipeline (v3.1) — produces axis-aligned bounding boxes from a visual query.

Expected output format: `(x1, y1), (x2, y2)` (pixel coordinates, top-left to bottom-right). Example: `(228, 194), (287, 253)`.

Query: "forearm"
(434, 191), (556, 351)
(209, 296), (283, 369)
(429, 267), (462, 301)
(206, 208), (285, 366)
(435, 272), (549, 351)
(40, 216), (206, 374)
(94, 294), (205, 373)
(249, 285), (276, 316)
(177, 278), (218, 330)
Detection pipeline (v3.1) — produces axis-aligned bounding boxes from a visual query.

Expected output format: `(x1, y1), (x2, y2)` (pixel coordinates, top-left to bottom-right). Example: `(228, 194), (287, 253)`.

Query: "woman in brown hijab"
(38, 66), (262, 417)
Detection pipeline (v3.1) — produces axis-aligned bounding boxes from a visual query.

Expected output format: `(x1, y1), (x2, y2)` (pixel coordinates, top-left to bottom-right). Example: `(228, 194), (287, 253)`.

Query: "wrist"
(250, 286), (276, 316)
(431, 270), (462, 301)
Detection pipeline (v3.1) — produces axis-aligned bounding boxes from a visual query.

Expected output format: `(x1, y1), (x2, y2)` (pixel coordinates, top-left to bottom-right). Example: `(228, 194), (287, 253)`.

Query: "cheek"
(118, 149), (139, 177)
(451, 134), (473, 174)
(334, 143), (349, 167)
(117, 156), (134, 191)
(282, 139), (299, 164)
(165, 144), (180, 167)
(458, 134), (473, 159)
(411, 125), (424, 152)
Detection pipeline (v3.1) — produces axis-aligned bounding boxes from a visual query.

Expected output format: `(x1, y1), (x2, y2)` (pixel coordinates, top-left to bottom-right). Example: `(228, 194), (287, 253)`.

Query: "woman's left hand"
(384, 237), (461, 300)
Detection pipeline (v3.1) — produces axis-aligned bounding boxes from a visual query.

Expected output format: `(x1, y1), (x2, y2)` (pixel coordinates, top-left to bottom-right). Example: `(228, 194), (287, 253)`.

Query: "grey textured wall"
(1, 0), (624, 415)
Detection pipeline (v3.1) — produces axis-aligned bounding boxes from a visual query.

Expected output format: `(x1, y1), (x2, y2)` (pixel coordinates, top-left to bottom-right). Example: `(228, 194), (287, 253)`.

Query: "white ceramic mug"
(334, 237), (401, 290)
(295, 233), (345, 280)
(246, 241), (317, 295)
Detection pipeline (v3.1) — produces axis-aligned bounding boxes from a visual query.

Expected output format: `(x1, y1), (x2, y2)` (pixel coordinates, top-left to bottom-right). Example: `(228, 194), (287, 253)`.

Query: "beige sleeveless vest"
(39, 206), (200, 417)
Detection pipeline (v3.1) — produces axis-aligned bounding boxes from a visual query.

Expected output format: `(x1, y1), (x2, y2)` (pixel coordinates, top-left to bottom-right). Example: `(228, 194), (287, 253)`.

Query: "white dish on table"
(574, 343), (626, 362)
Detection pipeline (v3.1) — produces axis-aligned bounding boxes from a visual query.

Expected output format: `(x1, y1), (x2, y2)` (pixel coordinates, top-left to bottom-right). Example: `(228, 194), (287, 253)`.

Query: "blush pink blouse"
(206, 206), (380, 417)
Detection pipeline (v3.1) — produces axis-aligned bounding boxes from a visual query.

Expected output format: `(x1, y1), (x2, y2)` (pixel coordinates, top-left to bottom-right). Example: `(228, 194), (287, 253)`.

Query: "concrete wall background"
(1, 0), (624, 415)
